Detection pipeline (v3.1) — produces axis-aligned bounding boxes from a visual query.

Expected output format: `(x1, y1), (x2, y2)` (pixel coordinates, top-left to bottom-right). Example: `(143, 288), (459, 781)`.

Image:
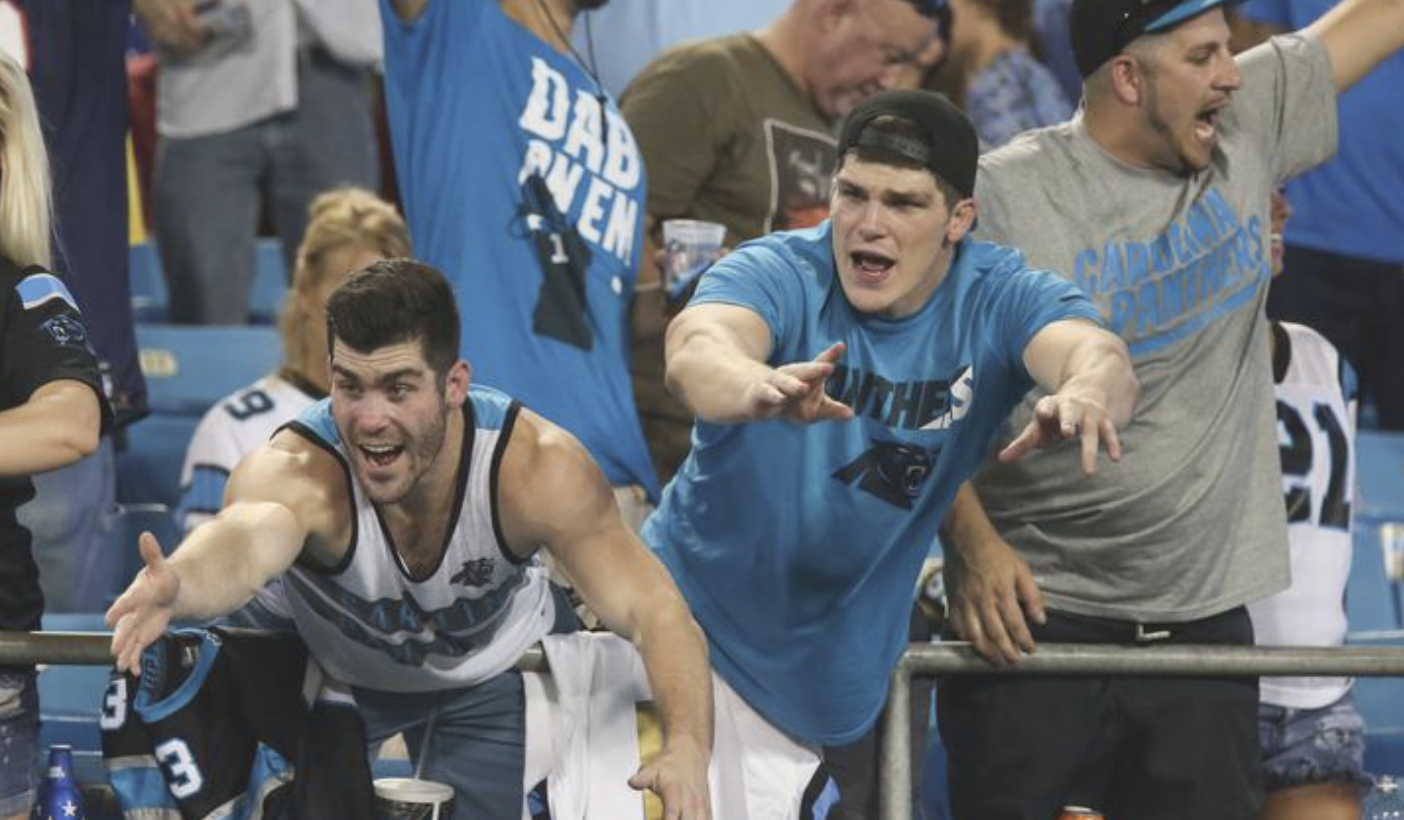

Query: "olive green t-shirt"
(622, 34), (838, 479)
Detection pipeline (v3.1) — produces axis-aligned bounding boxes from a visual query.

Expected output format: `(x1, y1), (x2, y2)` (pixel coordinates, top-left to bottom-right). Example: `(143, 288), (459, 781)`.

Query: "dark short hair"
(837, 115), (966, 207)
(325, 259), (461, 378)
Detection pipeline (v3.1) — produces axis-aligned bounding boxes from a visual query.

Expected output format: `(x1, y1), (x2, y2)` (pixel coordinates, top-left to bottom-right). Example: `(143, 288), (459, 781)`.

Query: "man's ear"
(946, 197), (977, 244)
(1108, 55), (1145, 106)
(445, 360), (472, 407)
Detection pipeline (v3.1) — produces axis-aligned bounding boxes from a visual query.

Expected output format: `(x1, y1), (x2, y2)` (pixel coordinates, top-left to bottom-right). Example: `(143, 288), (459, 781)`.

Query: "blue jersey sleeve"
(689, 240), (807, 362)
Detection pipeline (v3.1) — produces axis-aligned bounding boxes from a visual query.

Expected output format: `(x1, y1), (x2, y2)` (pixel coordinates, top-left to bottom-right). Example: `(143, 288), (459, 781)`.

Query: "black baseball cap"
(836, 90), (978, 198)
(1071, 0), (1242, 77)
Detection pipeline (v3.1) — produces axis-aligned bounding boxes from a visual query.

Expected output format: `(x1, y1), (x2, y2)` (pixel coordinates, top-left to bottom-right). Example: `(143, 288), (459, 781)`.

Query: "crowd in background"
(0, 0), (1401, 819)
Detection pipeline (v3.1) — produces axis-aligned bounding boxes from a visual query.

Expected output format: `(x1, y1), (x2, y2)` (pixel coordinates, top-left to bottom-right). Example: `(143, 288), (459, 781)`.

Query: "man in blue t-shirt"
(643, 89), (1138, 814)
(380, 0), (661, 521)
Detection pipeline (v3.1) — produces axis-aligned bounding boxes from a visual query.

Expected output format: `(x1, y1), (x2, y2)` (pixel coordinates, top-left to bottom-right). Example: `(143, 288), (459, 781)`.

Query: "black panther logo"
(517, 174), (596, 350)
(832, 439), (937, 510)
(450, 557), (496, 588)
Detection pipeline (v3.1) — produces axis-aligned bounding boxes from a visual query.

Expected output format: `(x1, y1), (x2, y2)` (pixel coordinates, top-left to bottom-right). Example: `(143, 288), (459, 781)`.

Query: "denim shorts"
(0, 671), (39, 818)
(1259, 691), (1369, 791)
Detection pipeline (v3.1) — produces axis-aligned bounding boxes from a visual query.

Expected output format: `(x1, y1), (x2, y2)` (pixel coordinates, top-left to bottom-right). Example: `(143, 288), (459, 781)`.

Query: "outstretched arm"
(665, 303), (853, 425)
(500, 411), (713, 820)
(0, 380), (101, 478)
(1001, 319), (1138, 475)
(1305, 0), (1404, 91)
(105, 438), (346, 673)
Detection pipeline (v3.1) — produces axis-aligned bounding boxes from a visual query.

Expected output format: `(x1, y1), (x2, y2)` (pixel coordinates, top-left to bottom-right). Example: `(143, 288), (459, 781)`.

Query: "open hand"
(998, 391), (1123, 475)
(106, 532), (180, 674)
(740, 342), (854, 424)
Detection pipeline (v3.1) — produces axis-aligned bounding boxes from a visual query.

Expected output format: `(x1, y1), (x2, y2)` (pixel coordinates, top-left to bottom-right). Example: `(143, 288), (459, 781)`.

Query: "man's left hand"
(998, 391), (1123, 474)
(628, 737), (712, 820)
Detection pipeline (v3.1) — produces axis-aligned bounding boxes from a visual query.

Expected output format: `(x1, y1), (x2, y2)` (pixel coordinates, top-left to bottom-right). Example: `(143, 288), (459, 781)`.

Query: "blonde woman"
(0, 52), (109, 820)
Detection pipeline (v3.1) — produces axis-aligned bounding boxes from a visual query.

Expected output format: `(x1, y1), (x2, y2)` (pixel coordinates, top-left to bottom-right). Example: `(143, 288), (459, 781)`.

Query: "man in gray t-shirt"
(936, 0), (1404, 814)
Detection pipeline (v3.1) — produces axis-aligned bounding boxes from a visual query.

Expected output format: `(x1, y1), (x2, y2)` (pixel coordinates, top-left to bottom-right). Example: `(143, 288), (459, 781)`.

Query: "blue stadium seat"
(1349, 431), (1404, 777)
(249, 238), (288, 326)
(128, 242), (169, 323)
(135, 324), (281, 415)
(119, 325), (281, 510)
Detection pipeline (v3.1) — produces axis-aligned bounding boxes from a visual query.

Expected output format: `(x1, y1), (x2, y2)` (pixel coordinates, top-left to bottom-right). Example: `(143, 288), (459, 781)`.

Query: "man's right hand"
(106, 532), (181, 674)
(740, 342), (855, 424)
(947, 533), (1046, 666)
(132, 0), (209, 56)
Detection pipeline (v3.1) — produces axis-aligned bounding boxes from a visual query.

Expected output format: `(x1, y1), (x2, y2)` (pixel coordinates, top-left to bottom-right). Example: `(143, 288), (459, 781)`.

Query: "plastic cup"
(374, 778), (455, 820)
(661, 219), (726, 296)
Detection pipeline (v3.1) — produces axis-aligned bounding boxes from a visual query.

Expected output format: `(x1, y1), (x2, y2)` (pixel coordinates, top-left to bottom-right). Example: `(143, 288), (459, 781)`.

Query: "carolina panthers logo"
(41, 314), (88, 346)
(833, 439), (937, 510)
(451, 557), (496, 588)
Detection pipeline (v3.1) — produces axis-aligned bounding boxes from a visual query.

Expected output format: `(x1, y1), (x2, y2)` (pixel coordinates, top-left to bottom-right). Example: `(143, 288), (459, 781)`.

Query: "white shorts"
(523, 632), (822, 820)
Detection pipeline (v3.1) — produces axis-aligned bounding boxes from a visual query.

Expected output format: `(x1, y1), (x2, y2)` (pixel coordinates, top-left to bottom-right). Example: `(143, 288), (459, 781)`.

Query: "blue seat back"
(249, 238), (288, 326)
(136, 324), (281, 415)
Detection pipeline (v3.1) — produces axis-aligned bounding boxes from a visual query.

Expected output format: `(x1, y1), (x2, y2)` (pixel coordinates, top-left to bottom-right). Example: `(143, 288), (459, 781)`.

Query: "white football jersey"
(178, 374), (321, 533)
(1249, 322), (1357, 709)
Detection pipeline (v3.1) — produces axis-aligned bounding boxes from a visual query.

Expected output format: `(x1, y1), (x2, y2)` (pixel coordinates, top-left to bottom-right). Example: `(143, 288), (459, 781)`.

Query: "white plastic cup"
(661, 219), (726, 296)
(374, 778), (455, 820)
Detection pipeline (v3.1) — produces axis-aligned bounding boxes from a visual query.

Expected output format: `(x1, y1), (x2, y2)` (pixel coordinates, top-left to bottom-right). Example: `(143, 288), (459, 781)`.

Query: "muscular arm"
(1305, 0), (1404, 91)
(0, 379), (101, 478)
(1001, 319), (1138, 474)
(106, 434), (350, 672)
(665, 303), (852, 424)
(499, 411), (712, 820)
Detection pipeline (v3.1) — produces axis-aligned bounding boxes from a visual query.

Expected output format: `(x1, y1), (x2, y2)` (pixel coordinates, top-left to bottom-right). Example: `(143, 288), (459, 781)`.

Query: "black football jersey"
(100, 627), (376, 820)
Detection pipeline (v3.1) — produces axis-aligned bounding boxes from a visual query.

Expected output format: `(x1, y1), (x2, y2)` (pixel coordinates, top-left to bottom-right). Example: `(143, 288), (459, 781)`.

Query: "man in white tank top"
(106, 260), (714, 820)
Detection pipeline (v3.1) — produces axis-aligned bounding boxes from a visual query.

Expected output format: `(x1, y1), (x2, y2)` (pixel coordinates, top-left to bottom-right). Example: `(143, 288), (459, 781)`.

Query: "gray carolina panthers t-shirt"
(968, 33), (1337, 622)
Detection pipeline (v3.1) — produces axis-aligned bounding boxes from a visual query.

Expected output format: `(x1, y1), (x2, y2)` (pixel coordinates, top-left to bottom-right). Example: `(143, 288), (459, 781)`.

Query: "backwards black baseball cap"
(836, 89), (978, 198)
(1071, 0), (1242, 77)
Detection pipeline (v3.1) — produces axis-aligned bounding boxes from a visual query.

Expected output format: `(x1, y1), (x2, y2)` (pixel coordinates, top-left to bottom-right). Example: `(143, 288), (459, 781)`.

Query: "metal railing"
(877, 641), (1404, 820)
(14, 630), (1404, 820)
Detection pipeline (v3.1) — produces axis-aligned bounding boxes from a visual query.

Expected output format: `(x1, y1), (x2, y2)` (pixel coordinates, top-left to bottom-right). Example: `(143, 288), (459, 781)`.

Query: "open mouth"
(1193, 108), (1220, 145)
(850, 250), (896, 282)
(358, 443), (404, 469)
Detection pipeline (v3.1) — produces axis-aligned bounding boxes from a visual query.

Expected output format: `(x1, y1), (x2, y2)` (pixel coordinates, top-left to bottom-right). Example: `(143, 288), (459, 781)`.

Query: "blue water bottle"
(31, 744), (86, 820)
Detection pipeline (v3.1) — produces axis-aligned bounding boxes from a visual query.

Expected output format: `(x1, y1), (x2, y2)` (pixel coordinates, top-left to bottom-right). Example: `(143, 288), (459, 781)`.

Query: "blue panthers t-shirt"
(380, 0), (657, 496)
(643, 222), (1099, 745)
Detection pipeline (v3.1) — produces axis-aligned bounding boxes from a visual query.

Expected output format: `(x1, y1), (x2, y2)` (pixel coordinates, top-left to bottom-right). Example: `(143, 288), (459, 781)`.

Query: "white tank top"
(1250, 322), (1356, 709)
(280, 387), (554, 691)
